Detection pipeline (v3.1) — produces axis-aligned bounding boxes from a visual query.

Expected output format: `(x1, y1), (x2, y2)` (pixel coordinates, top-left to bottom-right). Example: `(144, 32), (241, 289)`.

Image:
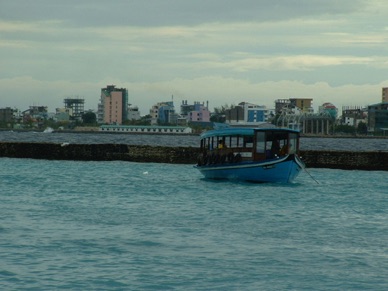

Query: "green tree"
(82, 111), (97, 124)
(357, 122), (368, 135)
(210, 104), (235, 123)
(334, 124), (356, 135)
(123, 115), (151, 125)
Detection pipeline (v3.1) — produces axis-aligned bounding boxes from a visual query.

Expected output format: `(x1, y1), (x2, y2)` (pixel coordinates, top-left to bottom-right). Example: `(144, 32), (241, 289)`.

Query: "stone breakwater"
(0, 142), (198, 164)
(0, 142), (387, 171)
(299, 150), (388, 171)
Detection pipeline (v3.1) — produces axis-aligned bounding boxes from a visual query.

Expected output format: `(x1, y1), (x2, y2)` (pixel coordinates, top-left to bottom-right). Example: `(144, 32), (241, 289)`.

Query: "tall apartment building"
(382, 87), (388, 103)
(98, 85), (128, 124)
(0, 107), (14, 123)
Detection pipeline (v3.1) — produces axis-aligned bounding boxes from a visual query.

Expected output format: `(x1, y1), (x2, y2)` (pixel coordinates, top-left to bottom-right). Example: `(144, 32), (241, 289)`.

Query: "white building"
(100, 125), (193, 134)
(225, 102), (273, 125)
(128, 106), (141, 121)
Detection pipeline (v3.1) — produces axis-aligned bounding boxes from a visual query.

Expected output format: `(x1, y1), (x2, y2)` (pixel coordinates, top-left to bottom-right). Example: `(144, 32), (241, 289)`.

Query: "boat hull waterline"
(195, 154), (305, 183)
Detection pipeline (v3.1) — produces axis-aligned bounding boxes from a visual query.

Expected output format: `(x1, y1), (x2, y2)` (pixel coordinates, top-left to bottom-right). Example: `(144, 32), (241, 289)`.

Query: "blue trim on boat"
(195, 154), (305, 183)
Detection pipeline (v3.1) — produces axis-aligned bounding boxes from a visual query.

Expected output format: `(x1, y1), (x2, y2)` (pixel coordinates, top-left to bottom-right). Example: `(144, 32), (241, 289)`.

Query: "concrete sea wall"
(299, 150), (388, 171)
(0, 142), (387, 171)
(0, 142), (198, 164)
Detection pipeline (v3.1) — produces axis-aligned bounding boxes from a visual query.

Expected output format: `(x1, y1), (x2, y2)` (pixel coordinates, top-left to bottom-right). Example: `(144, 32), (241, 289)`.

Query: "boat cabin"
(199, 128), (300, 165)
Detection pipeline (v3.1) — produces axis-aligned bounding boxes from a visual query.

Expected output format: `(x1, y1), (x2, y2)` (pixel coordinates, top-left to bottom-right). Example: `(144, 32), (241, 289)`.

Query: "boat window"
(201, 138), (207, 150)
(206, 137), (213, 150)
(288, 133), (298, 154)
(229, 136), (241, 148)
(205, 137), (214, 150)
(266, 140), (273, 153)
(244, 136), (254, 148)
(255, 132), (265, 153)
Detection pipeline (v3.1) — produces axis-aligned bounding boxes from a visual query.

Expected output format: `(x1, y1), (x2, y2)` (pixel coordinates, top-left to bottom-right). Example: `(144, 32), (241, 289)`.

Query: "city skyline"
(1, 1), (388, 114)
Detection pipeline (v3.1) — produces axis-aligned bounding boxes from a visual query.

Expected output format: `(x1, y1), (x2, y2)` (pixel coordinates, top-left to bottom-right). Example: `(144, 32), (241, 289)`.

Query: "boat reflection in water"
(195, 127), (305, 183)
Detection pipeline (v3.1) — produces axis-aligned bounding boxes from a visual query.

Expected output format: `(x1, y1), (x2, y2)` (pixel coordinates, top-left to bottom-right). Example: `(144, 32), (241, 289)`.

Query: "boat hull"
(195, 154), (305, 183)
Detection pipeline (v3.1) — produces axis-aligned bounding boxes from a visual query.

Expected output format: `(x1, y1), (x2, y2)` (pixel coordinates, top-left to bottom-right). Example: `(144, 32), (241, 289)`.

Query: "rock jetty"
(0, 142), (387, 171)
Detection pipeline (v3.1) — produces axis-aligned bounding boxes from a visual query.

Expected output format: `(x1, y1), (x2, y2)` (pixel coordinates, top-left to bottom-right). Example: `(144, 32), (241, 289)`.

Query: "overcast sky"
(1, 0), (387, 114)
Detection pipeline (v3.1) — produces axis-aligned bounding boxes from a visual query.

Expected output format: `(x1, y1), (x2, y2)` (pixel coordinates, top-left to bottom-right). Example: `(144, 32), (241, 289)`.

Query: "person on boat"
(280, 143), (292, 155)
(280, 143), (288, 155)
(216, 139), (229, 163)
(218, 139), (227, 149)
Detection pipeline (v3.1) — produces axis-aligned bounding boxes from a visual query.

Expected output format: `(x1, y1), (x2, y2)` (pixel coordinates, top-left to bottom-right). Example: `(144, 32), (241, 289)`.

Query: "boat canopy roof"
(200, 127), (300, 139)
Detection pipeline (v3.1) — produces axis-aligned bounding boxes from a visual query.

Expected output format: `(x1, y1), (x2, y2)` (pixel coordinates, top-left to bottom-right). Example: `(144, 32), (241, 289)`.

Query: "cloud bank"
(0, 0), (387, 113)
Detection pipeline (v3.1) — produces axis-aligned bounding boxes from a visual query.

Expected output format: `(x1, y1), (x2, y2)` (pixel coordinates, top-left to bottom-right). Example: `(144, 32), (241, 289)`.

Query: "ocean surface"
(0, 158), (387, 290)
(0, 130), (387, 152)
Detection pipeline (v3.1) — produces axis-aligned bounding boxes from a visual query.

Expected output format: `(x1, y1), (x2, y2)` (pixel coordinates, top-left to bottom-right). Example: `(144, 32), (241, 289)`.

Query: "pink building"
(98, 85), (128, 124)
(186, 102), (210, 122)
(189, 109), (210, 122)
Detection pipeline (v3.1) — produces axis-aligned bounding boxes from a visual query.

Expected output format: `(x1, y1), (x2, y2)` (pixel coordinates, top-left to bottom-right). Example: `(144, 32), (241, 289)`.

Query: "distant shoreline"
(1, 128), (387, 139)
(0, 128), (200, 136)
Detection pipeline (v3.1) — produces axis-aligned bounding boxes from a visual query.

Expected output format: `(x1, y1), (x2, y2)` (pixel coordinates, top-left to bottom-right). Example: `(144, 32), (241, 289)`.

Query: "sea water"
(0, 158), (387, 290)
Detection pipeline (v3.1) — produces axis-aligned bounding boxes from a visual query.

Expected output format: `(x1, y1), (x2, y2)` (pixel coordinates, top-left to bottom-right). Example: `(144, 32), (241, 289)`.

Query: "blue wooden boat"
(194, 127), (305, 183)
